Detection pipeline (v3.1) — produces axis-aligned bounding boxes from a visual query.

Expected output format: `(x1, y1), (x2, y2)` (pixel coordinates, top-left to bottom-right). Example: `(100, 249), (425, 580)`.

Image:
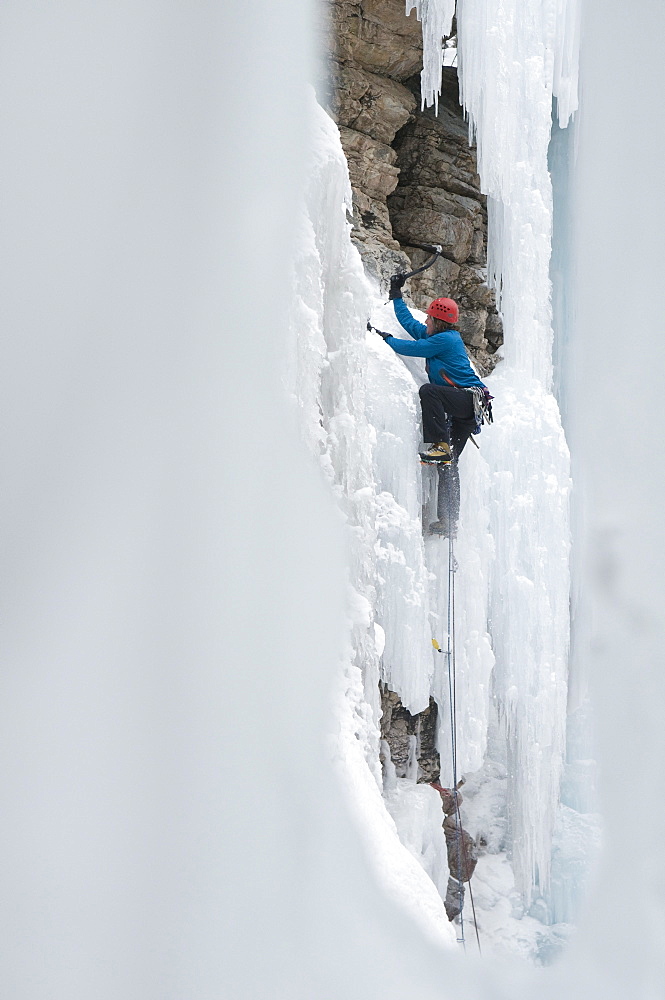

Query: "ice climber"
(430, 781), (478, 922)
(372, 274), (492, 536)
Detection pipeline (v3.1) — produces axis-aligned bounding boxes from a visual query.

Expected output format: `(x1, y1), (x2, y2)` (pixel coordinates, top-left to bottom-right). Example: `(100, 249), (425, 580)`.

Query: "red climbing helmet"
(427, 297), (459, 324)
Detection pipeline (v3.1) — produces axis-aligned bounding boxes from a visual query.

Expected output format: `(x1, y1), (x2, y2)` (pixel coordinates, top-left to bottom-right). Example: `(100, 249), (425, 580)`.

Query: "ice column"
(417, 1), (578, 905)
(407, 0), (455, 113)
(285, 95), (436, 722)
(284, 93), (456, 944)
(456, 0), (580, 380)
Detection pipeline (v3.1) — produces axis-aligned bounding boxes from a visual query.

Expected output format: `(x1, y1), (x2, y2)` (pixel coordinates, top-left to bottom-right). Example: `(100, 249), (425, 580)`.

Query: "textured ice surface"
(456, 0), (579, 379)
(5, 1), (665, 996)
(286, 77), (574, 955)
(452, 1), (577, 905)
(334, 691), (456, 949)
(285, 93), (456, 942)
(289, 0), (583, 955)
(407, 0), (455, 112)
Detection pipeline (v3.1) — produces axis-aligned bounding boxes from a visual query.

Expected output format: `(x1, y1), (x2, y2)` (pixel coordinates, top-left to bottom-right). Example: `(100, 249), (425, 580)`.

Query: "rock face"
(380, 686), (440, 784)
(324, 0), (503, 369)
(326, 1), (422, 280)
(390, 71), (503, 358)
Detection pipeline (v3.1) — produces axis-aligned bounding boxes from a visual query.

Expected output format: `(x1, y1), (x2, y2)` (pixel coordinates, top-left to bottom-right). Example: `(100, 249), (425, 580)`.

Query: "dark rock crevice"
(380, 685), (441, 784)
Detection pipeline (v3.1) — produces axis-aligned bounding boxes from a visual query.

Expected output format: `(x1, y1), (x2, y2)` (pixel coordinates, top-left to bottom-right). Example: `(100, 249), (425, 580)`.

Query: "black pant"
(419, 383), (476, 526)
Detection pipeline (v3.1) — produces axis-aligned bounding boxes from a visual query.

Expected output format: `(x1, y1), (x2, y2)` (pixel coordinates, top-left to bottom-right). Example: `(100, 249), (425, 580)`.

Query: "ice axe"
(368, 239), (443, 335)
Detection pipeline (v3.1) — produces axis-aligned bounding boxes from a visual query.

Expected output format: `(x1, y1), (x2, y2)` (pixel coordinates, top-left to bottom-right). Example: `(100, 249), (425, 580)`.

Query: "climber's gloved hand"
(367, 321), (391, 341)
(389, 273), (407, 300)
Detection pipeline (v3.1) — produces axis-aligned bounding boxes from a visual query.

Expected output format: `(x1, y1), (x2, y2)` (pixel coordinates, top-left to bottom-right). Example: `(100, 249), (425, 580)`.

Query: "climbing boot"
(419, 441), (452, 464)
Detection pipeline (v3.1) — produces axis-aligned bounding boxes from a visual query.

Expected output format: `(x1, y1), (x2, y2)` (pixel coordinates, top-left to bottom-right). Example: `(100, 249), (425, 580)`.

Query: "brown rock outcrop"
(389, 70), (503, 363)
(326, 2), (422, 279)
(380, 686), (440, 784)
(330, 1), (424, 82)
(324, 0), (503, 365)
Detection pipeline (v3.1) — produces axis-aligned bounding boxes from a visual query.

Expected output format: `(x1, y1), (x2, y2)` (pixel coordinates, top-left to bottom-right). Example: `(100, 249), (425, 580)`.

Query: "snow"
(451, 2), (578, 907)
(333, 675), (456, 950)
(0, 5), (470, 996)
(286, 91), (456, 942)
(287, 0), (589, 965)
(287, 22), (580, 943)
(383, 780), (451, 909)
(5, 0), (665, 996)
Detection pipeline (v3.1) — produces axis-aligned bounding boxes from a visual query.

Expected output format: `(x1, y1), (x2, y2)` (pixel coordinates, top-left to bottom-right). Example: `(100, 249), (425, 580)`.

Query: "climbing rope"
(443, 459), (465, 948)
(468, 874), (482, 955)
(440, 437), (482, 954)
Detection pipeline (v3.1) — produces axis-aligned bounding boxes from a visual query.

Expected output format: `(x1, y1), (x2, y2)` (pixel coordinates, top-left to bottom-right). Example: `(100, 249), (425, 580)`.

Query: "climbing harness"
(469, 386), (494, 435)
(436, 368), (494, 438)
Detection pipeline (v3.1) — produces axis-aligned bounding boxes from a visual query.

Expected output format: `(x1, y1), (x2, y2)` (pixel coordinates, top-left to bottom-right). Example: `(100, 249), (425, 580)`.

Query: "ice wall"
(0, 3), (470, 996)
(3, 0), (665, 997)
(284, 87), (513, 959)
(285, 91), (457, 945)
(426, 1), (577, 905)
(407, 0), (456, 112)
(285, 92), (499, 761)
(326, 0), (581, 921)
(457, 0), (579, 380)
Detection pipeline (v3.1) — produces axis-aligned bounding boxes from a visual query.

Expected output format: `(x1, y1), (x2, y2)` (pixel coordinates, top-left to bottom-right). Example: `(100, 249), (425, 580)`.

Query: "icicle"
(424, 0), (580, 907)
(553, 0), (581, 127)
(406, 0), (455, 113)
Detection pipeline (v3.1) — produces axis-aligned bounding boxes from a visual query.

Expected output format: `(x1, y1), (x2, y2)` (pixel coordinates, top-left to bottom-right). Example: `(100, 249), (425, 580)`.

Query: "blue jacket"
(386, 298), (486, 389)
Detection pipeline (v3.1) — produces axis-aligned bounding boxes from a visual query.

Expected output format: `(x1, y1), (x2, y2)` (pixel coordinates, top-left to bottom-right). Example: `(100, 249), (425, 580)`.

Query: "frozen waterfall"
(292, 0), (579, 942)
(3, 0), (665, 997)
(453, 1), (578, 906)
